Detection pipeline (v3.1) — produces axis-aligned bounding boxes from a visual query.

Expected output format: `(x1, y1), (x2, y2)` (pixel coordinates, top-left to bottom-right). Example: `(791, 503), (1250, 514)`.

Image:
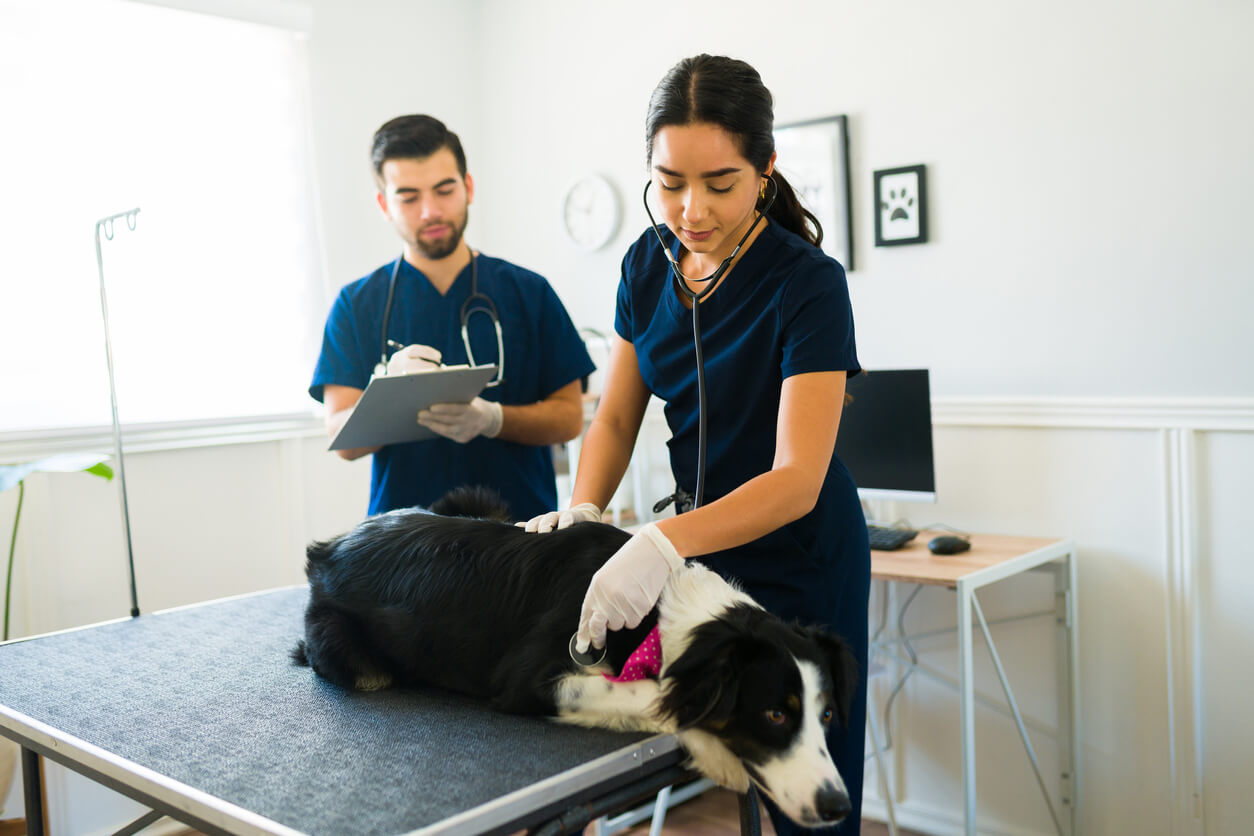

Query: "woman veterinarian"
(524, 55), (870, 835)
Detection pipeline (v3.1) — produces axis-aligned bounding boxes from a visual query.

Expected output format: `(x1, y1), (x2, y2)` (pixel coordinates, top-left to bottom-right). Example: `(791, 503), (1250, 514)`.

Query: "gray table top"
(0, 587), (680, 836)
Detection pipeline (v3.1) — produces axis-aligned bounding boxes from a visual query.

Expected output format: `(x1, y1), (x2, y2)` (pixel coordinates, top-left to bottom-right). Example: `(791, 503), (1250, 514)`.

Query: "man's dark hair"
(371, 115), (468, 182)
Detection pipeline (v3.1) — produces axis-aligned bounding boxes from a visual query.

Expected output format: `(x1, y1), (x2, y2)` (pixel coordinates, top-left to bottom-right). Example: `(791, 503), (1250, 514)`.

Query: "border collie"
(293, 487), (858, 828)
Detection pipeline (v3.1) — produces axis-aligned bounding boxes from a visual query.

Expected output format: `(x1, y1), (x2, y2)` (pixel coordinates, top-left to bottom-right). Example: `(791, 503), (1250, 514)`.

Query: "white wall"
(469, 0), (1254, 398)
(3, 1), (1253, 834)
(303, 0), (483, 303)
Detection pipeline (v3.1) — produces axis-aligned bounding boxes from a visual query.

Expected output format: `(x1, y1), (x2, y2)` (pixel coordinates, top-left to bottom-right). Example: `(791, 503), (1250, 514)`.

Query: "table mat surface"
(0, 587), (655, 835)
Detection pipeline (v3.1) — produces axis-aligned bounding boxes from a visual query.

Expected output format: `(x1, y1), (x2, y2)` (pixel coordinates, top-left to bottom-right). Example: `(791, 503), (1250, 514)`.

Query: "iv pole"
(94, 208), (142, 618)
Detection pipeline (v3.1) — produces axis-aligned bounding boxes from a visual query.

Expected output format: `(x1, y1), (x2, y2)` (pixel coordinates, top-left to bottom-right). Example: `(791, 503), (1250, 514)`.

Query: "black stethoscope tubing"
(642, 176), (778, 510)
(378, 251), (504, 387)
(570, 177), (777, 670)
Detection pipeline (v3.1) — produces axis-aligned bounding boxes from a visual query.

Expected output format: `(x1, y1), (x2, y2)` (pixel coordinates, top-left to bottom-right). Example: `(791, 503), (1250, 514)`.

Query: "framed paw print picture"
(873, 164), (928, 246)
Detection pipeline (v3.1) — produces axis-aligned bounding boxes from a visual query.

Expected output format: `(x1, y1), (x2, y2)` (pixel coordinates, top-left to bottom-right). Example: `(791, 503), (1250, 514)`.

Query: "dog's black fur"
(293, 486), (860, 826)
(292, 487), (656, 713)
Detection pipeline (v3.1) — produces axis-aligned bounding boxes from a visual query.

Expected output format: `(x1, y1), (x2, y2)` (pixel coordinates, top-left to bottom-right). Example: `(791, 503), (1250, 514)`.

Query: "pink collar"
(602, 625), (662, 682)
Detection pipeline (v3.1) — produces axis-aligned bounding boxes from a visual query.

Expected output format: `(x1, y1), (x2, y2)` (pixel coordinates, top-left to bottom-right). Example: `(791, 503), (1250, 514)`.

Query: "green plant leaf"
(0, 453), (114, 492)
(85, 462), (115, 480)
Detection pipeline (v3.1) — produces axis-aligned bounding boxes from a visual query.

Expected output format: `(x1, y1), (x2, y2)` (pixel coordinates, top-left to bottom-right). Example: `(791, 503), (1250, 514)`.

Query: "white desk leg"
(957, 578), (977, 836)
(1055, 551), (1080, 835)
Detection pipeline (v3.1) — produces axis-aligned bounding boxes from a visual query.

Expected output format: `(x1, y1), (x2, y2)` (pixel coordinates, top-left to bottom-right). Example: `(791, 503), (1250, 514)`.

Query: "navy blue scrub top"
(311, 254), (594, 520)
(615, 222), (867, 628)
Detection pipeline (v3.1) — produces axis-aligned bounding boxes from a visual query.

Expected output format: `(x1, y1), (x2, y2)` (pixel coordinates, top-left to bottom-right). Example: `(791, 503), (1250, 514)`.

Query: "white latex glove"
(417, 397), (503, 444)
(576, 523), (684, 653)
(386, 344), (442, 376)
(518, 502), (602, 533)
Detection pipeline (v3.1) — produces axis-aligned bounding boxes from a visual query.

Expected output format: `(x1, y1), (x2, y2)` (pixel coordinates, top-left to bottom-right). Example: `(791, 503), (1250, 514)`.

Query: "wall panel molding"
(933, 397), (1254, 432)
(920, 396), (1245, 836)
(1163, 427), (1206, 836)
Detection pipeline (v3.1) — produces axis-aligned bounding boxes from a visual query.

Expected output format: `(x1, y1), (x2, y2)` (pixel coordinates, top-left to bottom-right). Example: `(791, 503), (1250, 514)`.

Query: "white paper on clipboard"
(328, 364), (499, 450)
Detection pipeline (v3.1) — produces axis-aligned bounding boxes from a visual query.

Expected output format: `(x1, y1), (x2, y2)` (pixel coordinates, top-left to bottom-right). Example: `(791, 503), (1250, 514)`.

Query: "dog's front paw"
(554, 674), (670, 733)
(354, 673), (393, 691)
(676, 729), (750, 792)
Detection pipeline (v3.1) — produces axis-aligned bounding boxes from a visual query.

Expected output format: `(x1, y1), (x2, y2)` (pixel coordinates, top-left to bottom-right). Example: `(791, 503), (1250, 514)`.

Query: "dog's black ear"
(305, 537), (339, 565)
(429, 485), (512, 522)
(798, 626), (860, 729)
(658, 618), (759, 730)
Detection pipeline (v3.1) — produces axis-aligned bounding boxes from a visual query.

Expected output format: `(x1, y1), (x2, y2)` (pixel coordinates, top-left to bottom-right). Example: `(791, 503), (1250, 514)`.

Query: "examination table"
(0, 586), (763, 836)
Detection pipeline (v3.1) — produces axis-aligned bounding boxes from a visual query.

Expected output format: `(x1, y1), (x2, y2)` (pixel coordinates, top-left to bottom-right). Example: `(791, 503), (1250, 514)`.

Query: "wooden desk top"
(871, 530), (1067, 588)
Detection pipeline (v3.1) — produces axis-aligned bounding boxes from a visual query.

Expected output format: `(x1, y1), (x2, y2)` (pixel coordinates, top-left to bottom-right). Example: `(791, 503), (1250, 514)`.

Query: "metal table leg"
(956, 579), (976, 836)
(21, 746), (44, 836)
(738, 786), (761, 836)
(1055, 552), (1080, 835)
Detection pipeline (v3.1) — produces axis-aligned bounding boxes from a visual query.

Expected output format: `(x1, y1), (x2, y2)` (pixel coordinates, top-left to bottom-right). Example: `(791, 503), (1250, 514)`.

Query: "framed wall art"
(873, 164), (928, 246)
(773, 115), (855, 270)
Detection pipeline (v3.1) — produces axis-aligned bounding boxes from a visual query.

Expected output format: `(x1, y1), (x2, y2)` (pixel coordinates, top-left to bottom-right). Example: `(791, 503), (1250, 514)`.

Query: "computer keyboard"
(866, 524), (918, 551)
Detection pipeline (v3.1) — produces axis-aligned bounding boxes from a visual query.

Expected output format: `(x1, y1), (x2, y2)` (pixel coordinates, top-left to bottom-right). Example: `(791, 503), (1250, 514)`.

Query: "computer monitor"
(833, 368), (936, 503)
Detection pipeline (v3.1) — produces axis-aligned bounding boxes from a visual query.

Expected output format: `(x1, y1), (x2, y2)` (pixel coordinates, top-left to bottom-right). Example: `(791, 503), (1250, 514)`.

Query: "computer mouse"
(927, 535), (971, 555)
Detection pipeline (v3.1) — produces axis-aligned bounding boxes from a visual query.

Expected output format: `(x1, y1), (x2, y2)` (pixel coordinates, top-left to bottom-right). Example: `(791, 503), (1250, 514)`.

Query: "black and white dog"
(293, 488), (858, 827)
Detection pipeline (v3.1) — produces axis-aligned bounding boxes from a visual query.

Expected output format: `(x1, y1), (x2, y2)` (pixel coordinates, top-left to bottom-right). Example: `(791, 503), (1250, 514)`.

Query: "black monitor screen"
(833, 368), (936, 502)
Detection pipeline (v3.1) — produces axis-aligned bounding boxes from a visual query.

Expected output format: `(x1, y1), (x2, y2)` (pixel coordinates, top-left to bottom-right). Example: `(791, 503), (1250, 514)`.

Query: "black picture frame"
(873, 164), (928, 247)
(773, 115), (855, 270)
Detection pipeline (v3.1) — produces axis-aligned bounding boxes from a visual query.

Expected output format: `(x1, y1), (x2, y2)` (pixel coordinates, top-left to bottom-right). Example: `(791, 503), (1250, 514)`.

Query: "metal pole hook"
(93, 206), (143, 619)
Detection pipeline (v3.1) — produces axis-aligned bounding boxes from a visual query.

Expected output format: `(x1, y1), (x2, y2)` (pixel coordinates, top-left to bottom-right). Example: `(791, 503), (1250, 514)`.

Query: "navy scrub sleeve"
(615, 222), (870, 835)
(311, 255), (594, 520)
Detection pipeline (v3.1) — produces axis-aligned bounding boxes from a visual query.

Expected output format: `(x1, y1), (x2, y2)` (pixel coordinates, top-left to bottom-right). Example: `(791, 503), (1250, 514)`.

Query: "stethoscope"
(376, 251), (505, 387)
(641, 175), (777, 511)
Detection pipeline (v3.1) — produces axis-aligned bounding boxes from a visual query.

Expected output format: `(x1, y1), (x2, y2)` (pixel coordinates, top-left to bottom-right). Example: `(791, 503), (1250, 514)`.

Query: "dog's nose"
(815, 784), (851, 822)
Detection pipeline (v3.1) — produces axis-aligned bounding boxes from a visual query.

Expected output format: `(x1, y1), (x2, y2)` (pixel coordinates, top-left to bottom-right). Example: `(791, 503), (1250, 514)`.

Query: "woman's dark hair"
(645, 55), (822, 248)
(371, 115), (467, 183)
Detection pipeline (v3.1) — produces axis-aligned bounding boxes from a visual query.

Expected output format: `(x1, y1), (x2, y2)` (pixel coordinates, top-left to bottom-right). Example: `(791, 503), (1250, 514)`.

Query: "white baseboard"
(861, 795), (1053, 836)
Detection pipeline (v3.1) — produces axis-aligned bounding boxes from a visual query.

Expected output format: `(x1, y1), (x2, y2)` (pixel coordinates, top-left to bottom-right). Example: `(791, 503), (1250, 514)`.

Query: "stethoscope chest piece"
(569, 633), (607, 668)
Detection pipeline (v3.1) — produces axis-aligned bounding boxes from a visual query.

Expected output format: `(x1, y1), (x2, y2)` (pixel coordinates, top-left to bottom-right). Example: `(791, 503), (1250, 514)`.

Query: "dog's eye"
(821, 708), (834, 725)
(765, 709), (787, 726)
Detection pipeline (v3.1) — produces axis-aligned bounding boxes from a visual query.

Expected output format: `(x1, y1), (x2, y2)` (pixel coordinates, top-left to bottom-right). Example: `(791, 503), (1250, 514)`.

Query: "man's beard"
(413, 211), (468, 260)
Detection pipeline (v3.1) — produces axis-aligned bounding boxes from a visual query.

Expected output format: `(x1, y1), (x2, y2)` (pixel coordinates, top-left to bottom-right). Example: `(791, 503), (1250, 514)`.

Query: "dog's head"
(657, 604), (858, 828)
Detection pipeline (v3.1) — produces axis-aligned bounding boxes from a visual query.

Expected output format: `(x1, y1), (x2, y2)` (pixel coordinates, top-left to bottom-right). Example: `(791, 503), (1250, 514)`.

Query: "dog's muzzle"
(815, 782), (851, 823)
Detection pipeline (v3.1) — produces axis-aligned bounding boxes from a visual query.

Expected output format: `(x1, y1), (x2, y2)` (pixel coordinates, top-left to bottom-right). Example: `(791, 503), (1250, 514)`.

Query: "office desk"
(870, 532), (1079, 836)
(0, 587), (695, 836)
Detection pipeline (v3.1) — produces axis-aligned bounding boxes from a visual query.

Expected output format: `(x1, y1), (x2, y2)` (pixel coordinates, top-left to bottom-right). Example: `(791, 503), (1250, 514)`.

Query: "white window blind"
(0, 0), (323, 434)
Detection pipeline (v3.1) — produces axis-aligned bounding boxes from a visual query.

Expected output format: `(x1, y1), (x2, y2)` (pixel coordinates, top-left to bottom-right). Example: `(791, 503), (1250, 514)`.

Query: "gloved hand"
(576, 522), (684, 653)
(518, 502), (602, 533)
(386, 343), (442, 376)
(417, 397), (503, 444)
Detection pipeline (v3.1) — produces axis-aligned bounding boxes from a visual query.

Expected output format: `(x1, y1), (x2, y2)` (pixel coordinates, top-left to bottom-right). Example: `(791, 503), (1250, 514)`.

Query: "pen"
(387, 340), (445, 367)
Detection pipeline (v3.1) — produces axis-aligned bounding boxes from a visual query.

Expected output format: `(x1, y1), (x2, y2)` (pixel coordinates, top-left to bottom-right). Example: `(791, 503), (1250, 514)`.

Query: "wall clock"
(562, 174), (620, 251)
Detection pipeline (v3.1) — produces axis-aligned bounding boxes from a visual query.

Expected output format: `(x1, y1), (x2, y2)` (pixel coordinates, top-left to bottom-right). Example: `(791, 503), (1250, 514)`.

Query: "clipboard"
(329, 364), (499, 450)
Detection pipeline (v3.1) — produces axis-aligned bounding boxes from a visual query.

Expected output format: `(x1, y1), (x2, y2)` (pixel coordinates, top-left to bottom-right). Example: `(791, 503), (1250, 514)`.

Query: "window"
(0, 0), (323, 434)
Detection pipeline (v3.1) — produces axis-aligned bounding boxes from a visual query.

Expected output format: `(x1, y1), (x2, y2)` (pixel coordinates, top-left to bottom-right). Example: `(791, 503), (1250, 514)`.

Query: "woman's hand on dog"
(576, 522), (684, 652)
(518, 502), (602, 533)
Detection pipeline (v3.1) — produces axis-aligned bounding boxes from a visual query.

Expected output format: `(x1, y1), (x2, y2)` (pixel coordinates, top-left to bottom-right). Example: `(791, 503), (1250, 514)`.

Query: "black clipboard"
(328, 364), (498, 450)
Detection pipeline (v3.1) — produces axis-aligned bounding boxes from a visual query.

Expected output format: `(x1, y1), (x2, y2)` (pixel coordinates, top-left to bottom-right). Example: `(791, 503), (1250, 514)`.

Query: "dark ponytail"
(764, 169), (822, 249)
(645, 55), (822, 248)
